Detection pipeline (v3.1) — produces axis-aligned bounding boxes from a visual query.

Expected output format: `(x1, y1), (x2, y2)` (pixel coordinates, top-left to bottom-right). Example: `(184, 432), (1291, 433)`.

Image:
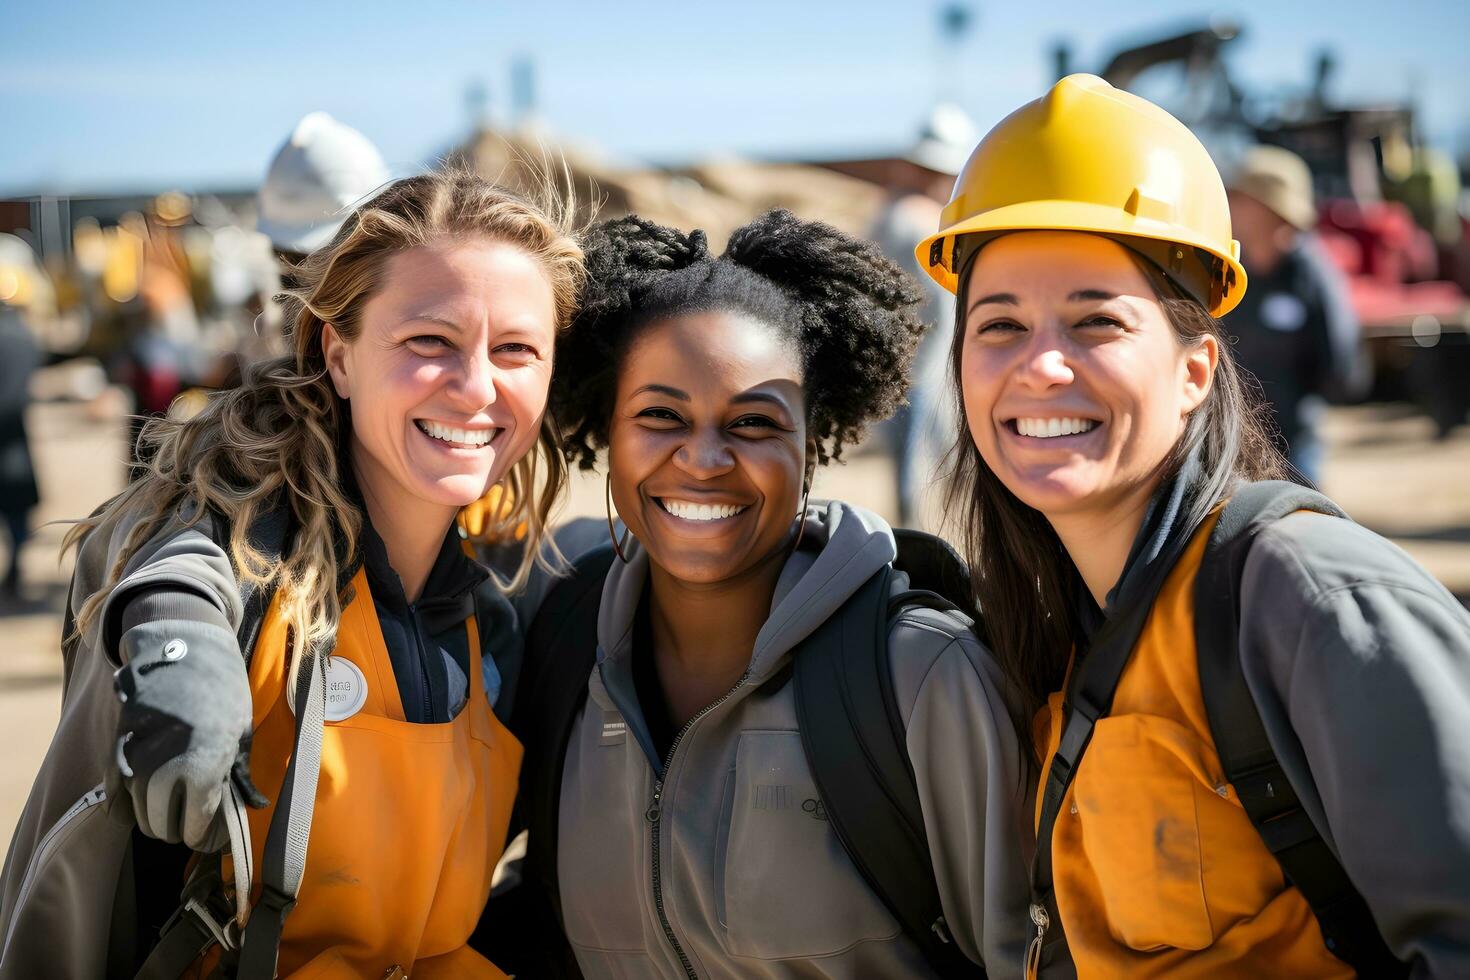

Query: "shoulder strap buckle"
(181, 895), (239, 953)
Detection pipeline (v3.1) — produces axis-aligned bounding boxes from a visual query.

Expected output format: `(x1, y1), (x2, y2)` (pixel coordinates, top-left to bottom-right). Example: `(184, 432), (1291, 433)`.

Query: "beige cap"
(1230, 145), (1317, 231)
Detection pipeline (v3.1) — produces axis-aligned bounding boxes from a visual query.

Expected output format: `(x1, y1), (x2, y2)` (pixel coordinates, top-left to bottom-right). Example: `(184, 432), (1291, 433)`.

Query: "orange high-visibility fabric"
(1034, 512), (1351, 978)
(214, 566), (522, 979)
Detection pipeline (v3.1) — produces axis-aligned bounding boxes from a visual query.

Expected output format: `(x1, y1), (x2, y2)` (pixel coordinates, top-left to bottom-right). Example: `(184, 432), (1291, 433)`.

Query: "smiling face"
(959, 231), (1216, 524)
(608, 310), (808, 586)
(323, 237), (557, 523)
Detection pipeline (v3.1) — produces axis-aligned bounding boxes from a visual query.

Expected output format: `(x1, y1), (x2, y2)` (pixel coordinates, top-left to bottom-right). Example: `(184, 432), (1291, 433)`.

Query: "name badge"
(323, 656), (368, 722)
(601, 711), (627, 746)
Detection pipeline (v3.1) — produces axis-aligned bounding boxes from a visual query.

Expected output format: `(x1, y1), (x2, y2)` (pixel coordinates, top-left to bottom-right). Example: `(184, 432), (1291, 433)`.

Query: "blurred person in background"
(0, 266), (42, 602)
(1226, 145), (1366, 485)
(111, 207), (206, 479)
(870, 104), (974, 525)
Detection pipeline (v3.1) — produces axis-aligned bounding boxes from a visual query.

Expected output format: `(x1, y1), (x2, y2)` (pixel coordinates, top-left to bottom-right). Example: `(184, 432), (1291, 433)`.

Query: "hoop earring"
(791, 485), (812, 553)
(605, 473), (631, 564)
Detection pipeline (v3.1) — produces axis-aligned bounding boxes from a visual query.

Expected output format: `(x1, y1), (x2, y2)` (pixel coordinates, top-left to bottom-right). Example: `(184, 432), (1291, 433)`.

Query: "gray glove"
(108, 615), (268, 849)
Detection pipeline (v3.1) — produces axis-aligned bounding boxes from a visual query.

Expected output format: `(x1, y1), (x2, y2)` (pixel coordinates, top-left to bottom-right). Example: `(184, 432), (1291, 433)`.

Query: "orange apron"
(215, 567), (522, 979)
(1033, 512), (1350, 978)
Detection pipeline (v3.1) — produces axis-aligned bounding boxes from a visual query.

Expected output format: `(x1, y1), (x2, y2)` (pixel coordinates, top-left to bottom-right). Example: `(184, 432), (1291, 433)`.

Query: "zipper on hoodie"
(408, 603), (433, 722)
(644, 667), (753, 980)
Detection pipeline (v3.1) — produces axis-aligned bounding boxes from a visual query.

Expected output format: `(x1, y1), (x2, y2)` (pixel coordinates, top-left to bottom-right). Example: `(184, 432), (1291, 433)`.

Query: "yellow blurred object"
(153, 190), (192, 226)
(457, 485), (527, 543)
(916, 73), (1248, 317)
(0, 266), (27, 306)
(102, 225), (143, 304)
(167, 387), (212, 421)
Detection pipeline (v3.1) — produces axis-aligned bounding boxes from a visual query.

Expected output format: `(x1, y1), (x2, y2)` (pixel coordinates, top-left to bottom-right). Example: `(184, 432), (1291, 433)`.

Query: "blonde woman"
(0, 170), (583, 979)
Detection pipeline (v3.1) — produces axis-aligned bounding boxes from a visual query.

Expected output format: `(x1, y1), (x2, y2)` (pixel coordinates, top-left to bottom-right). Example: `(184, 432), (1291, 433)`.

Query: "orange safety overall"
(206, 566), (522, 979)
(1034, 513), (1352, 979)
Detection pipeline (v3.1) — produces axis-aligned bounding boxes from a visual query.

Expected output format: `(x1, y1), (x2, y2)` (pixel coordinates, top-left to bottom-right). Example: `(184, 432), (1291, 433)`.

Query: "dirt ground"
(2, 392), (1467, 858)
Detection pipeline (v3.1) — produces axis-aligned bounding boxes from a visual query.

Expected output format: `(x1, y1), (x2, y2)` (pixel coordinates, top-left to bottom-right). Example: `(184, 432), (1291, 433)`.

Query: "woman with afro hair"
(497, 210), (1034, 978)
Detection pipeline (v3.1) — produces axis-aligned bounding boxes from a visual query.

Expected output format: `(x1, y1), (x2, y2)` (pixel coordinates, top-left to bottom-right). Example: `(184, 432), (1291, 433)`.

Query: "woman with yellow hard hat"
(918, 74), (1470, 977)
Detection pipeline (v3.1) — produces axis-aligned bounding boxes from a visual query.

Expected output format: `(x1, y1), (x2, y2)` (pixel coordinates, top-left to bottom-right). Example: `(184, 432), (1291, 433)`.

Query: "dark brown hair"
(942, 244), (1286, 738)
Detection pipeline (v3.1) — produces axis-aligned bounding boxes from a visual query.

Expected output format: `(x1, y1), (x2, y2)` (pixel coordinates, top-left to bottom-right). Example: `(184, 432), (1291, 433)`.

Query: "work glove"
(108, 616), (269, 850)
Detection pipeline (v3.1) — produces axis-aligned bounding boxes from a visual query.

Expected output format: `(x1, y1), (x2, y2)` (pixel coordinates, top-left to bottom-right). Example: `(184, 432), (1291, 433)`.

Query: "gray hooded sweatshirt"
(554, 501), (1034, 979)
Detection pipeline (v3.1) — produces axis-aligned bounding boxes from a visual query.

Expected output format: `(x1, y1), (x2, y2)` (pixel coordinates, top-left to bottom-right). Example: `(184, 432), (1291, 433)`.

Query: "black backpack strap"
(892, 528), (972, 597)
(1028, 509), (1202, 968)
(483, 544), (611, 979)
(514, 544), (613, 916)
(793, 563), (987, 977)
(1194, 481), (1407, 977)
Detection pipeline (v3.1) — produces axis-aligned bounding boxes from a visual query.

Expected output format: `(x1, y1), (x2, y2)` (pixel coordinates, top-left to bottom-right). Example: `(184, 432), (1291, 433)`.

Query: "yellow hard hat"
(916, 73), (1248, 317)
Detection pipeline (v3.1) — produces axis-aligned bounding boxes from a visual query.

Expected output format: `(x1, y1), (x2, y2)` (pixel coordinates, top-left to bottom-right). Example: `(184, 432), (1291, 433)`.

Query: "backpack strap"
(1194, 480), (1407, 977)
(135, 497), (296, 979)
(232, 633), (327, 979)
(892, 528), (973, 612)
(793, 554), (987, 977)
(499, 544), (613, 977)
(1028, 507), (1202, 968)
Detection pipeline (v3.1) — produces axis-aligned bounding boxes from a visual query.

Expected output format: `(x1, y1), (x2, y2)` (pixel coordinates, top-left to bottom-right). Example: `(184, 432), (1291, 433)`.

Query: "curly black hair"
(552, 208), (926, 471)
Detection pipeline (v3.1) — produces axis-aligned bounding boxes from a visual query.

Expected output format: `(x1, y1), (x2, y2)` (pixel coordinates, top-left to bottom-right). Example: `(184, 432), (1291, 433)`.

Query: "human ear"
(1180, 333), (1218, 415)
(321, 323), (351, 400)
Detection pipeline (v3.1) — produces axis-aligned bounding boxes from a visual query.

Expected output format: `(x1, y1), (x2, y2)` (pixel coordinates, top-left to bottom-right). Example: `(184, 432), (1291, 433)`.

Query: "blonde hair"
(67, 167), (584, 678)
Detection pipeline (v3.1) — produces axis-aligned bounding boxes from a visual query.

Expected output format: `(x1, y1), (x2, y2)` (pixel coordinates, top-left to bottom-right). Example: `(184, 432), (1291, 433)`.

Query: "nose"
(448, 349), (497, 409)
(672, 427), (735, 480)
(1014, 335), (1074, 391)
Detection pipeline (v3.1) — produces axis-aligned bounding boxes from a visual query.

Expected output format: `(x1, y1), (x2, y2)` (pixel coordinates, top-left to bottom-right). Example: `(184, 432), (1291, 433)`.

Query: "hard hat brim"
(256, 213), (345, 257)
(915, 199), (1248, 318)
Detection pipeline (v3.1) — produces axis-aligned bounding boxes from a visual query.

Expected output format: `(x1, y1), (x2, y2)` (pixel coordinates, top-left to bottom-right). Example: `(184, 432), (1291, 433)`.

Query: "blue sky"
(3, 0), (1467, 195)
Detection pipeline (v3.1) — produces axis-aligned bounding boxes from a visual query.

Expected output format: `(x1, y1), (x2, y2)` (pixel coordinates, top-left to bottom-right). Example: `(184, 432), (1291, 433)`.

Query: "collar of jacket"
(1077, 445), (1209, 642)
(335, 448), (487, 631)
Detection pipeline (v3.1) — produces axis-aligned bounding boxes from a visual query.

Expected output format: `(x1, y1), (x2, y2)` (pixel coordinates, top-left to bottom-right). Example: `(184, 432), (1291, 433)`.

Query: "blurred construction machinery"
(1058, 22), (1470, 435)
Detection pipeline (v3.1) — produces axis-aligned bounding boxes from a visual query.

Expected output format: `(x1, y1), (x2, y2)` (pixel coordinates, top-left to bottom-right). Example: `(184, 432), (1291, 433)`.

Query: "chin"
(996, 466), (1105, 518)
(419, 472), (497, 508)
(647, 547), (744, 586)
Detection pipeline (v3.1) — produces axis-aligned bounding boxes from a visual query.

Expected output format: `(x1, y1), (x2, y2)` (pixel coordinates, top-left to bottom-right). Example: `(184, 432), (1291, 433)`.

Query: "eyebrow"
(967, 292), (1018, 314)
(632, 383), (690, 401)
(731, 391), (792, 411)
(403, 314), (463, 331)
(966, 288), (1120, 316)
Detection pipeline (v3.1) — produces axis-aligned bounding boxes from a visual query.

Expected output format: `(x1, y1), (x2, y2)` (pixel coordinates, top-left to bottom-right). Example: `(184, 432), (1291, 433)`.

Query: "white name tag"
(323, 656), (368, 722)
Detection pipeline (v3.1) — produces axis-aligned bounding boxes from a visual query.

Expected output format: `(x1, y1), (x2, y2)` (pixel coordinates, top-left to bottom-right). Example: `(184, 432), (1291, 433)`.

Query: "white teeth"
(1015, 417), (1098, 438)
(659, 499), (749, 522)
(419, 421), (495, 447)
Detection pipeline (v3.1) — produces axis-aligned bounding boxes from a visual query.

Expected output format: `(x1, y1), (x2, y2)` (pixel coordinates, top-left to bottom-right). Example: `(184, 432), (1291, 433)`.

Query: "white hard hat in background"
(906, 103), (979, 177)
(257, 112), (391, 255)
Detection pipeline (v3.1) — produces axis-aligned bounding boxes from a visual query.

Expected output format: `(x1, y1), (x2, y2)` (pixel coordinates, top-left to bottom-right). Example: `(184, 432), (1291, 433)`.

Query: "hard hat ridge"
(257, 112), (392, 256)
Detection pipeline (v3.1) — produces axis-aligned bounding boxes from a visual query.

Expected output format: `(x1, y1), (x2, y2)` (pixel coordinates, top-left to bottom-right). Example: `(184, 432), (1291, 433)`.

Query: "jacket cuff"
(109, 585), (230, 664)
